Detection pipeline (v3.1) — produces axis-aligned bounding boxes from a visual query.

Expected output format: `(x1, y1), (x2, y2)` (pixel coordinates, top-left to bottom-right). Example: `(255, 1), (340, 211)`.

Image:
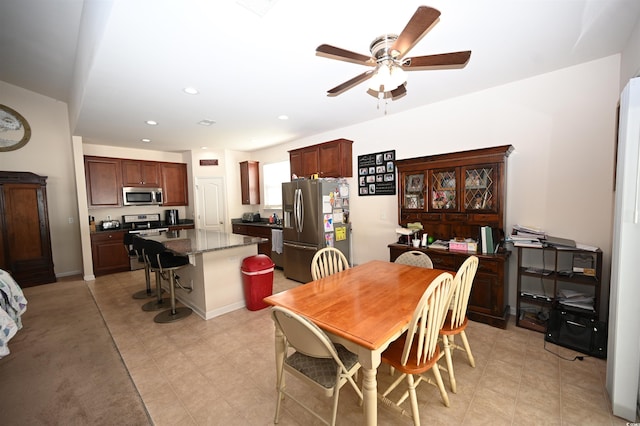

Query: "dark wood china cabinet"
(390, 145), (514, 328)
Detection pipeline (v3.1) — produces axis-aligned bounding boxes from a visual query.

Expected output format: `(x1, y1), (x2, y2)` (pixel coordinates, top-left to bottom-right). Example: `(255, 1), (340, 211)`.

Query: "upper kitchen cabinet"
(160, 162), (188, 206)
(289, 139), (353, 178)
(85, 156), (122, 208)
(240, 161), (260, 205)
(396, 145), (513, 240)
(121, 160), (160, 187)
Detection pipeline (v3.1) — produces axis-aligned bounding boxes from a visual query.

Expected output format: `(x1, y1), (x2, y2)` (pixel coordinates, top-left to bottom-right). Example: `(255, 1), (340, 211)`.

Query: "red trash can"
(241, 254), (275, 311)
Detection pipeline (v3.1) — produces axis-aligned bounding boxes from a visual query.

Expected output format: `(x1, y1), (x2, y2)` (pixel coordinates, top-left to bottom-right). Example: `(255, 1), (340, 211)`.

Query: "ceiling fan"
(316, 6), (471, 100)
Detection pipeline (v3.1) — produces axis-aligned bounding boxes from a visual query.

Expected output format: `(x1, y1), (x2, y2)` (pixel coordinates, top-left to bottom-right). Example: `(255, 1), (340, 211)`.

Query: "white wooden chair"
(379, 272), (454, 426)
(271, 306), (363, 426)
(394, 251), (434, 268)
(439, 255), (479, 393)
(311, 247), (349, 280)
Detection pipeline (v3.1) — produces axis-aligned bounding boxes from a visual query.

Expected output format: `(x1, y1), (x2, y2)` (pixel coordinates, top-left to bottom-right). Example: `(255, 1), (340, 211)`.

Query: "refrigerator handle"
(295, 188), (303, 233)
(298, 188), (304, 232)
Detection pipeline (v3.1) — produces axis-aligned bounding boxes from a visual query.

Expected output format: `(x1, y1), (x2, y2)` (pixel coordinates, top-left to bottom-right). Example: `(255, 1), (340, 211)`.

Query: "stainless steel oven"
(122, 213), (168, 270)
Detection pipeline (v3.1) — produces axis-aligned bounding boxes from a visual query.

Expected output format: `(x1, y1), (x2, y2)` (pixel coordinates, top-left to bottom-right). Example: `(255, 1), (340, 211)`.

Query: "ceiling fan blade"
(403, 51), (472, 69)
(366, 83), (407, 100)
(316, 44), (375, 66)
(327, 70), (376, 96)
(390, 84), (407, 100)
(392, 6), (441, 58)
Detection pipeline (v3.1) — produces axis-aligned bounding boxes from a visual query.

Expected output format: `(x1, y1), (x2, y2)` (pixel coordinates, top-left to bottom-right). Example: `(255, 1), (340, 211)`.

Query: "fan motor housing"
(370, 34), (399, 61)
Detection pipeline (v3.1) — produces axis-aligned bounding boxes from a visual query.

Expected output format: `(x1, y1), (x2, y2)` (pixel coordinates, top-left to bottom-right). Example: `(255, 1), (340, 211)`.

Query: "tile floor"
(88, 268), (627, 426)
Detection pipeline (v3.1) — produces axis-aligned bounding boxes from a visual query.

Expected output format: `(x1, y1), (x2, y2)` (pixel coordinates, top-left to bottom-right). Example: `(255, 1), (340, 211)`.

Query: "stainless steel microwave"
(122, 187), (163, 206)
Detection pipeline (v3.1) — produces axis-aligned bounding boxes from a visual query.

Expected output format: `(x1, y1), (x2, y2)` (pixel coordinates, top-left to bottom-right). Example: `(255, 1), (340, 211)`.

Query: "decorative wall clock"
(0, 104), (31, 152)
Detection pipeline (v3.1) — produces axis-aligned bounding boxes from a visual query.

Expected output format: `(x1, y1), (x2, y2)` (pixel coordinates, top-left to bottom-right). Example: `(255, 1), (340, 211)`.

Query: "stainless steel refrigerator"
(282, 179), (350, 283)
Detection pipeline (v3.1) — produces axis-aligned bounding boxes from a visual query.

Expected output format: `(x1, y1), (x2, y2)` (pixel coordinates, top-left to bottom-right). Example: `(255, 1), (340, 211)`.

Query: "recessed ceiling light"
(141, 138), (151, 143)
(183, 87), (199, 95)
(201, 146), (208, 150)
(278, 115), (289, 120)
(198, 119), (216, 126)
(145, 120), (158, 126)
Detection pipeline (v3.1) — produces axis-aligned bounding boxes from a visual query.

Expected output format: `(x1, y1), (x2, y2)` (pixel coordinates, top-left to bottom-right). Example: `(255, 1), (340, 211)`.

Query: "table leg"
(361, 366), (377, 425)
(356, 349), (381, 426)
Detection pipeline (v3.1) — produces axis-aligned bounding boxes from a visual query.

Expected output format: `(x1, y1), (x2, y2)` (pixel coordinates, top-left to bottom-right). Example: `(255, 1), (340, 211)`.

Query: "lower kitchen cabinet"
(389, 243), (510, 328)
(232, 223), (283, 268)
(91, 231), (130, 276)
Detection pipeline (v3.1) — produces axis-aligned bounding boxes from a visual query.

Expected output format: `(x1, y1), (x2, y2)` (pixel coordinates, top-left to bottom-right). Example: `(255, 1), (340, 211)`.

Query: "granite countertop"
(143, 229), (267, 255)
(92, 219), (195, 233)
(231, 218), (282, 229)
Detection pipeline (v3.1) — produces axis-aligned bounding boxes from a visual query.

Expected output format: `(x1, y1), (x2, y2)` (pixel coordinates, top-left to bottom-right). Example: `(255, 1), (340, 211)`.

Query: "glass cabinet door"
(403, 173), (425, 209)
(429, 169), (458, 210)
(463, 165), (497, 211)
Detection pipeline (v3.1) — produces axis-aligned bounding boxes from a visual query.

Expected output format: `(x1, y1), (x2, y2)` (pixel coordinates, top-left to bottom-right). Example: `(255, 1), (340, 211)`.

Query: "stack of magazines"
(558, 289), (595, 311)
(507, 224), (546, 248)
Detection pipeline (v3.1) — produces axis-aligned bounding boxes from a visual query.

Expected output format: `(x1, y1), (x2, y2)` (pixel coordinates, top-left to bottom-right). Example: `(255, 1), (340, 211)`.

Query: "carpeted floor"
(0, 279), (151, 425)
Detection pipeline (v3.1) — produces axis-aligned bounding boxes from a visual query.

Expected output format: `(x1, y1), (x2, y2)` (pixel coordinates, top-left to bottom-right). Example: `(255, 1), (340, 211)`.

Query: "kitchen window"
(263, 160), (290, 209)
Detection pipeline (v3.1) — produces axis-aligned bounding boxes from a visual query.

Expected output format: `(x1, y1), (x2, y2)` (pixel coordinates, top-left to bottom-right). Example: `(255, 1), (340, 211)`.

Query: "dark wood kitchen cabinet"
(90, 231), (129, 276)
(0, 172), (56, 287)
(121, 160), (160, 187)
(160, 162), (188, 206)
(240, 161), (260, 205)
(289, 139), (353, 178)
(85, 156), (122, 208)
(232, 223), (270, 256)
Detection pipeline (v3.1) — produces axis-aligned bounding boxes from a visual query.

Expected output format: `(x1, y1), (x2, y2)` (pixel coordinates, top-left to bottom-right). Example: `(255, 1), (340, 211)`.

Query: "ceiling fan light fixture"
(368, 61), (406, 92)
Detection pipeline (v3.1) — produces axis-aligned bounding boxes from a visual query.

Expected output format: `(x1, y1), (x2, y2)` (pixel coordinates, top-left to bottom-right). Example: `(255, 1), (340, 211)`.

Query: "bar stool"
(127, 233), (155, 299)
(141, 238), (192, 323)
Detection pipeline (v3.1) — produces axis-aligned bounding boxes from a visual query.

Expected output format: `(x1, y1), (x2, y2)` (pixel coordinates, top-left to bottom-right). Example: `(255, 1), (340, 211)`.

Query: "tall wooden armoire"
(0, 171), (56, 286)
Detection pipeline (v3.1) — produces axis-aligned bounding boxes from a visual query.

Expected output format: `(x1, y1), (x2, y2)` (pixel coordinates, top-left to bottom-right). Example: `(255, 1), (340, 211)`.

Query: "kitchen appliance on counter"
(242, 212), (261, 222)
(282, 179), (350, 283)
(122, 186), (163, 206)
(100, 219), (120, 230)
(165, 209), (179, 225)
(122, 213), (169, 270)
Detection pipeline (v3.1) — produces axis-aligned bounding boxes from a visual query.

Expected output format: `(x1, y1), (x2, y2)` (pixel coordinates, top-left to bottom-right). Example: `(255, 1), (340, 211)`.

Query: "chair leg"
(432, 362), (450, 408)
(154, 270), (192, 323)
(141, 271), (170, 311)
(274, 363), (285, 424)
(460, 331), (475, 367)
(406, 374), (421, 426)
(132, 263), (156, 299)
(330, 385), (340, 426)
(442, 335), (457, 393)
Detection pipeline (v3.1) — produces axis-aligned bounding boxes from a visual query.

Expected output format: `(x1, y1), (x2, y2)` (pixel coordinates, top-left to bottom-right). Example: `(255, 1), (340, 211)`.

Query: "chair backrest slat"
(401, 272), (453, 366)
(448, 256), (479, 328)
(394, 250), (433, 269)
(311, 247), (349, 281)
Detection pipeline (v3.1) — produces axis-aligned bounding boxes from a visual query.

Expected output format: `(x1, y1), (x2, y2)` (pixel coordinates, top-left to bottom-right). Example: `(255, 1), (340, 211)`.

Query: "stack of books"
(507, 224), (546, 248)
(480, 226), (496, 253)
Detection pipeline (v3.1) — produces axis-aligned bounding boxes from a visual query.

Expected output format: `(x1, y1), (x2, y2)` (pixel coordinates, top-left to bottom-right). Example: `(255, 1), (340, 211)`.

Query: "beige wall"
(252, 55), (621, 317)
(1, 81), (83, 277)
(1, 44), (637, 301)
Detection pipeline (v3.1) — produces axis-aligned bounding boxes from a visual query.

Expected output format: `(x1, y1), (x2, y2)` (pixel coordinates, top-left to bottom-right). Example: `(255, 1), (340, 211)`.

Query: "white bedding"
(0, 269), (27, 358)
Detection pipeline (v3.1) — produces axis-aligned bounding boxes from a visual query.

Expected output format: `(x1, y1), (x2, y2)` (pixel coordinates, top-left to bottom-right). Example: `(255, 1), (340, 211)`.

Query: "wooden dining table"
(264, 259), (452, 425)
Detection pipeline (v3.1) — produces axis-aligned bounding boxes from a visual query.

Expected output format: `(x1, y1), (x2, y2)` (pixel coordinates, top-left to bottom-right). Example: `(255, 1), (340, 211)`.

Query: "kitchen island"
(143, 229), (267, 320)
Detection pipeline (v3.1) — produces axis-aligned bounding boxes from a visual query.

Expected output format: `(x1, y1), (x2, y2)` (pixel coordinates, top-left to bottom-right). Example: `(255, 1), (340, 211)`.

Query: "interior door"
(195, 177), (226, 232)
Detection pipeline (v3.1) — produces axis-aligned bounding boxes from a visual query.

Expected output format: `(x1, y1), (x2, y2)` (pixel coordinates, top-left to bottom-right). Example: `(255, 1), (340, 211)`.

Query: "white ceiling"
(1, 0), (639, 153)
